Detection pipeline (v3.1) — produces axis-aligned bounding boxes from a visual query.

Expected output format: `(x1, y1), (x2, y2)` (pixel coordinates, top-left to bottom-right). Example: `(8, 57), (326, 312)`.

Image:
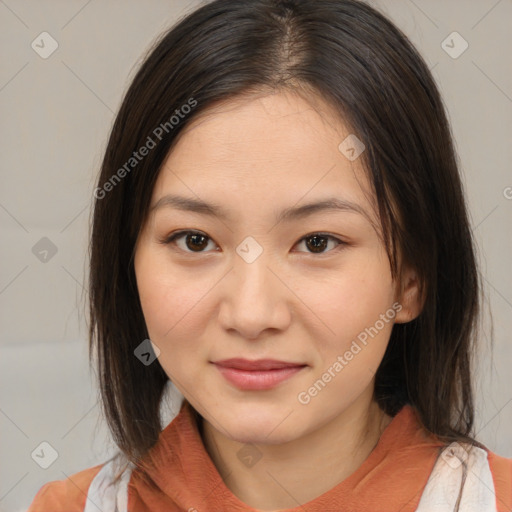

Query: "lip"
(212, 358), (307, 390)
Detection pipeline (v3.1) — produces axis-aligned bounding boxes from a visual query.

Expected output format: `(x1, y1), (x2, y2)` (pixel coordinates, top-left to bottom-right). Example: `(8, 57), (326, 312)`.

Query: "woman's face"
(134, 90), (416, 444)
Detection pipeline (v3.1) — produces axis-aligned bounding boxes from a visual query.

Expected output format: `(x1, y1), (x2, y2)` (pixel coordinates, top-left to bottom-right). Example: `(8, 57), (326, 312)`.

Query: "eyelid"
(159, 229), (218, 253)
(293, 232), (346, 254)
(159, 229), (211, 245)
(159, 229), (347, 255)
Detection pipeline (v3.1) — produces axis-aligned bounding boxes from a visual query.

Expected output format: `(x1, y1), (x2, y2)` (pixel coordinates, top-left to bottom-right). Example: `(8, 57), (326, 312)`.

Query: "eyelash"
(158, 230), (346, 256)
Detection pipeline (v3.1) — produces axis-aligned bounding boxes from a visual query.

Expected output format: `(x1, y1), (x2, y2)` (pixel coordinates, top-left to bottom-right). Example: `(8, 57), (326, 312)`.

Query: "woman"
(28, 0), (512, 510)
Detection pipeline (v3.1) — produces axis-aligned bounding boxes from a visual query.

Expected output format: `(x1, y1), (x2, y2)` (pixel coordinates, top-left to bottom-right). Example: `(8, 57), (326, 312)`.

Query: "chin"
(227, 424), (298, 446)
(216, 402), (305, 445)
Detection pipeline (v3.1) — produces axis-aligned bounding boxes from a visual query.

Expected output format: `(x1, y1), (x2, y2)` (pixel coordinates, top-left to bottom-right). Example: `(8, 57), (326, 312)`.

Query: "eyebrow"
(150, 194), (369, 224)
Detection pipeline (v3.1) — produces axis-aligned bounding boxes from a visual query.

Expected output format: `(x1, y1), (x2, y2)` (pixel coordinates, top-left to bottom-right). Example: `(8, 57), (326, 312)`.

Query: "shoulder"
(487, 449), (512, 511)
(27, 463), (104, 511)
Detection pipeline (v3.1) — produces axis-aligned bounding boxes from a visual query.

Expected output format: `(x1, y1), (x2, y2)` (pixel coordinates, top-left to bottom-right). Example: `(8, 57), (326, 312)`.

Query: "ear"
(394, 266), (424, 324)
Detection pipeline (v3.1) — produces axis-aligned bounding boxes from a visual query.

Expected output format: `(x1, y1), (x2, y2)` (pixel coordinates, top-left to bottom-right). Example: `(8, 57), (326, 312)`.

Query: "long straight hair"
(89, 0), (484, 473)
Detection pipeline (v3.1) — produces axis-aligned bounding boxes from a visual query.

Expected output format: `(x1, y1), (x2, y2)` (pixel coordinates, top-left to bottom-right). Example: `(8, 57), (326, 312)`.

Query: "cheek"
(135, 252), (216, 390)
(135, 249), (208, 346)
(299, 263), (396, 409)
(303, 251), (395, 346)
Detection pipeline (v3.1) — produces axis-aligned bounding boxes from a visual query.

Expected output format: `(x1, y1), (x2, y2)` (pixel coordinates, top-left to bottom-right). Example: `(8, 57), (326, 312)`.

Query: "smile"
(212, 358), (307, 391)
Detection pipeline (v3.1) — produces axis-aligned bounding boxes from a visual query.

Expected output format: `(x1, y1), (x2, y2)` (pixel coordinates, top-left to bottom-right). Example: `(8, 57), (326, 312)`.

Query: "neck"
(199, 395), (393, 511)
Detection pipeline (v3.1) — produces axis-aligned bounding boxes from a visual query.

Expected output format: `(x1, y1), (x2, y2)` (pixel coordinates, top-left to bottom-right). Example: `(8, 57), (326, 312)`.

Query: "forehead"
(170, 89), (350, 163)
(151, 90), (376, 220)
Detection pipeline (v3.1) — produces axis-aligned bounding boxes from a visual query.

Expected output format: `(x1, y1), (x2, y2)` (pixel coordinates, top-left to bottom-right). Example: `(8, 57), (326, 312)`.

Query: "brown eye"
(295, 234), (344, 254)
(305, 235), (328, 253)
(184, 232), (209, 251)
(162, 230), (218, 253)
(161, 231), (344, 255)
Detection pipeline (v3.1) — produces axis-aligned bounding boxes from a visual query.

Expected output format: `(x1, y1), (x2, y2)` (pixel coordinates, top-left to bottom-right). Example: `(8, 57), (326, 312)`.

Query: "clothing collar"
(132, 400), (444, 511)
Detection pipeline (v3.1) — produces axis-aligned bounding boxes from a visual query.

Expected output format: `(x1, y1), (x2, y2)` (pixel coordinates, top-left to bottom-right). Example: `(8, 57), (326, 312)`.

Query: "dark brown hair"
(88, 0), (485, 473)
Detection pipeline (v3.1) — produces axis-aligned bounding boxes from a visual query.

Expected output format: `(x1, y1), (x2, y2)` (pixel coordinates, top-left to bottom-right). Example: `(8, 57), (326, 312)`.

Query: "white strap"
(84, 455), (133, 512)
(415, 442), (498, 512)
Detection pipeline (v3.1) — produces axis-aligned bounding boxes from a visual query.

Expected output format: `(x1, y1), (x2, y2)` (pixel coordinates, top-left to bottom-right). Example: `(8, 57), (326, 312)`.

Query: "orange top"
(27, 400), (512, 511)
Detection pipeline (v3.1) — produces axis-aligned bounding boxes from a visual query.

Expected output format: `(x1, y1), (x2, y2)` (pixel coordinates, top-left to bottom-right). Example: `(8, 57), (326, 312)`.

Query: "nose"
(217, 250), (292, 341)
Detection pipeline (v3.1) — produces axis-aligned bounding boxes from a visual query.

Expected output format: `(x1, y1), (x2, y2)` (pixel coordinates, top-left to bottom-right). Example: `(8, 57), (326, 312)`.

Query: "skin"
(134, 89), (422, 510)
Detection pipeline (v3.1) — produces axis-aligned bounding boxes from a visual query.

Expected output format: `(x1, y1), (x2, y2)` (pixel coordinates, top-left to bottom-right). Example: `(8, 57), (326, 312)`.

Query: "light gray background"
(1, 0), (511, 510)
